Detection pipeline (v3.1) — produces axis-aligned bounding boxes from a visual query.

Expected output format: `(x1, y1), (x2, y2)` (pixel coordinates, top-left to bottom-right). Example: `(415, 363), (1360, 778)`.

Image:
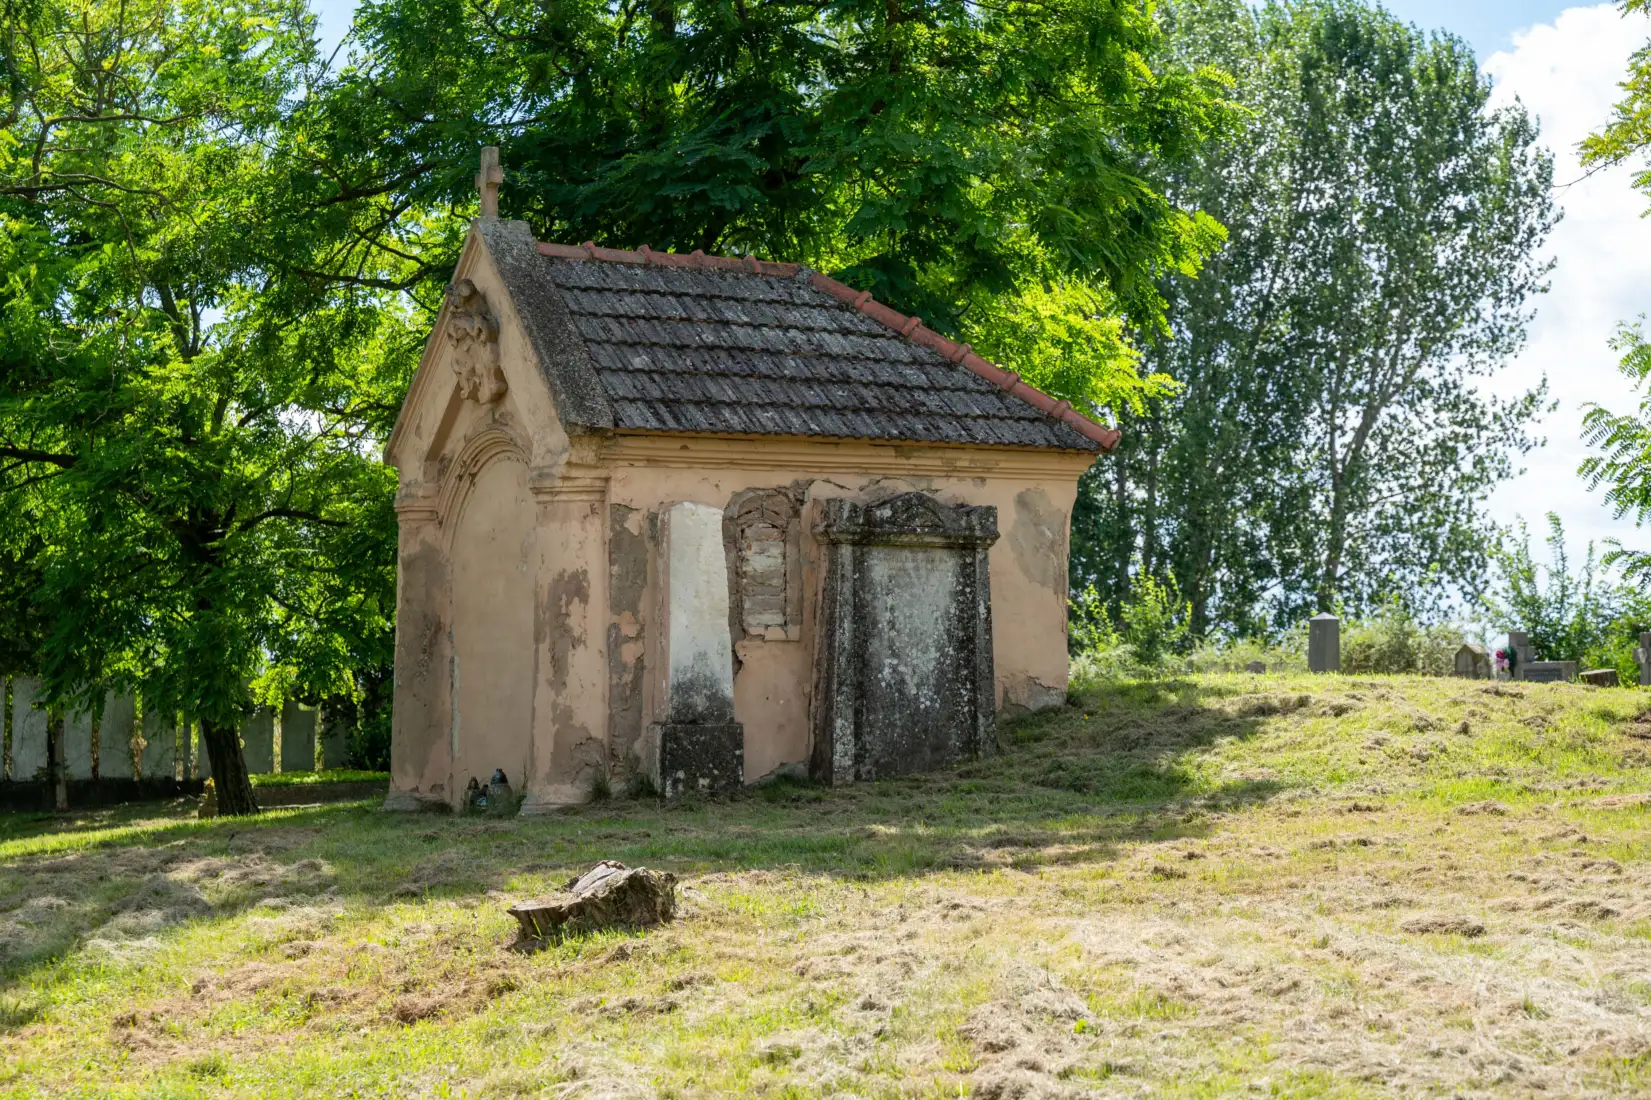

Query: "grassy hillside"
(3, 673), (1651, 1098)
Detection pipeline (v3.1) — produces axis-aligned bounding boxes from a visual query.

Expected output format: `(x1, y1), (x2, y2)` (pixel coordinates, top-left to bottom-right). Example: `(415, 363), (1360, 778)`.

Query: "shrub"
(1339, 600), (1466, 675)
(1185, 633), (1306, 674)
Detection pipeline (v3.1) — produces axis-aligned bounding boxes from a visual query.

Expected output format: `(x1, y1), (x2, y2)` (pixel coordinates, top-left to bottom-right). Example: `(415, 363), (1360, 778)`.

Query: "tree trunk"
(1318, 478), (1348, 613)
(201, 717), (259, 816)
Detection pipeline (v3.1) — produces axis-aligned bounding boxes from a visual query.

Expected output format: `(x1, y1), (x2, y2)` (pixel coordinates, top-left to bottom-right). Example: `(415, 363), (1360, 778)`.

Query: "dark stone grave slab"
(810, 492), (998, 785)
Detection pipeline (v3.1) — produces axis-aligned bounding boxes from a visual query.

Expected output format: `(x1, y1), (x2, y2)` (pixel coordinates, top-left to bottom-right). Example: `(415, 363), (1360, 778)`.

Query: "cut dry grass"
(3, 673), (1651, 1097)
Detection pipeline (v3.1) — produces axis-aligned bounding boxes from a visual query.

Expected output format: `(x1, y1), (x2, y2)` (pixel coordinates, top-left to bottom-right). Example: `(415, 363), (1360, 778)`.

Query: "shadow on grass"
(0, 676), (1289, 996)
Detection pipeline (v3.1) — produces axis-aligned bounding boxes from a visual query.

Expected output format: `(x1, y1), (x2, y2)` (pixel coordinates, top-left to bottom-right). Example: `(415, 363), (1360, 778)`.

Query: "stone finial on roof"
(476, 146), (503, 218)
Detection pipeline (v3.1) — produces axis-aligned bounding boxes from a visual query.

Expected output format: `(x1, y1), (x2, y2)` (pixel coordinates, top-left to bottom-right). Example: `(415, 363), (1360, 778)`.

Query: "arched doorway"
(449, 454), (536, 800)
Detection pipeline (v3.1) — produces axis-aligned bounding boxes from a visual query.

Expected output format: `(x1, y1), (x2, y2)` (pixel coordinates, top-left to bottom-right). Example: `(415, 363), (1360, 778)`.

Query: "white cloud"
(1481, 4), (1651, 555)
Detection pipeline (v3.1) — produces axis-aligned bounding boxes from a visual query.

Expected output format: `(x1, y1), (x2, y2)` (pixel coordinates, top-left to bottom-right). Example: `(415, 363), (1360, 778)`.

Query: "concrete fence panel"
(242, 708), (275, 774)
(10, 678), (48, 782)
(281, 701), (317, 773)
(103, 693), (137, 779)
(140, 705), (177, 780)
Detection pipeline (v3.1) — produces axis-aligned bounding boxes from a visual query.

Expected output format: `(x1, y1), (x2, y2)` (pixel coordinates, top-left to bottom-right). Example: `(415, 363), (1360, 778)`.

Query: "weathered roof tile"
(533, 252), (1103, 451)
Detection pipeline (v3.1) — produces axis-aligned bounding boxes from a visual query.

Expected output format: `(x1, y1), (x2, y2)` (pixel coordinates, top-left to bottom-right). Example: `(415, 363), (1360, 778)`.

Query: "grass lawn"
(4, 673), (1651, 1098)
(249, 770), (389, 789)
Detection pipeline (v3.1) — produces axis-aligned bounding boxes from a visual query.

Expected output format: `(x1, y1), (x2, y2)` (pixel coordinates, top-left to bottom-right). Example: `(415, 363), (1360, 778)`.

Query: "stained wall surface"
(449, 454), (537, 796)
(604, 434), (1090, 784)
(10, 678), (47, 781)
(383, 229), (1093, 808)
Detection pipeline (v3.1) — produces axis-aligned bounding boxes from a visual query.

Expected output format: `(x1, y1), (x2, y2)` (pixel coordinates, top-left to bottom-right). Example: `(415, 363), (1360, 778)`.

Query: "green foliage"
(0, 0), (407, 806)
(1074, 0), (1555, 637)
(1338, 600), (1465, 677)
(1581, 320), (1651, 585)
(1066, 568), (1189, 689)
(1581, 1), (1651, 206)
(1483, 514), (1651, 678)
(1184, 634), (1304, 674)
(1120, 569), (1189, 666)
(315, 0), (1234, 414)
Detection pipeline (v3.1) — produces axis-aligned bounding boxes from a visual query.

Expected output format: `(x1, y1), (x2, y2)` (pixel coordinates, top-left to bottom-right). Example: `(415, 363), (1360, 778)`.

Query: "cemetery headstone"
(1641, 632), (1651, 687)
(1308, 613), (1341, 673)
(1520, 661), (1576, 684)
(1453, 644), (1490, 679)
(281, 700), (317, 773)
(242, 707), (276, 774)
(1245, 660), (1266, 674)
(1507, 632), (1534, 678)
(1580, 668), (1620, 687)
(10, 678), (48, 782)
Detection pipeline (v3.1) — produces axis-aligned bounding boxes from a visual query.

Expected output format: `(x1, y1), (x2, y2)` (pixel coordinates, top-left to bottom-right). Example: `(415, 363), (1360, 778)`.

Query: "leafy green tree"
(0, 0), (403, 813)
(1580, 320), (1651, 580)
(1076, 0), (1555, 636)
(297, 0), (1232, 415)
(1581, 1), (1651, 201)
(1579, 3), (1651, 585)
(1484, 514), (1651, 679)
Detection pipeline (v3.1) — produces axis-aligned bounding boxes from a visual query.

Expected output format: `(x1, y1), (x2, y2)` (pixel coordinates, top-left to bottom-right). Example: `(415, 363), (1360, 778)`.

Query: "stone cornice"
(530, 467), (609, 504)
(605, 431), (1098, 481)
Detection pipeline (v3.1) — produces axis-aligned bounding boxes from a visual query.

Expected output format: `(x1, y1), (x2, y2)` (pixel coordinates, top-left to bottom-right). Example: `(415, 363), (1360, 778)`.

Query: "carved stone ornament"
(446, 278), (507, 404)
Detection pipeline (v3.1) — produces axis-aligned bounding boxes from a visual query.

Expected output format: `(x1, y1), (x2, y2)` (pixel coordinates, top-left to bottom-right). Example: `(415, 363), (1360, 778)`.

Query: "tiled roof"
(524, 237), (1118, 453)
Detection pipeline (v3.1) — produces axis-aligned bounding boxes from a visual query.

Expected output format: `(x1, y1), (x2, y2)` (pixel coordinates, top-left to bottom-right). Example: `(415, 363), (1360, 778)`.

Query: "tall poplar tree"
(1076, 0), (1556, 635)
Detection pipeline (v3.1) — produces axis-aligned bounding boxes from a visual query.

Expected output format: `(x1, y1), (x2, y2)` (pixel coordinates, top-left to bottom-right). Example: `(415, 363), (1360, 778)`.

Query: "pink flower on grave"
(1494, 649), (1509, 671)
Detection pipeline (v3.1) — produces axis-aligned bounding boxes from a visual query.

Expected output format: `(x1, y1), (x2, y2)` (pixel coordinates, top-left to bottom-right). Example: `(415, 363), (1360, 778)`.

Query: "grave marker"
(1520, 661), (1575, 684)
(1308, 613), (1341, 673)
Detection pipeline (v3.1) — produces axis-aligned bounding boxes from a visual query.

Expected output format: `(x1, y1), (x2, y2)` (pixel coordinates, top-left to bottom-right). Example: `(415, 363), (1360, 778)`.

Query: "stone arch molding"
(436, 425), (533, 544)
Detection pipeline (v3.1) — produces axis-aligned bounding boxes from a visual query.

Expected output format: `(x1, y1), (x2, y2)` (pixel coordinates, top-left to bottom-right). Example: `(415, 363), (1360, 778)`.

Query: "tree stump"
(507, 861), (677, 942)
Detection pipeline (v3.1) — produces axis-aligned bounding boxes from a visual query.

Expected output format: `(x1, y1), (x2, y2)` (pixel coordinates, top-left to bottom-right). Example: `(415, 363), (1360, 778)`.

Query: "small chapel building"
(383, 182), (1118, 813)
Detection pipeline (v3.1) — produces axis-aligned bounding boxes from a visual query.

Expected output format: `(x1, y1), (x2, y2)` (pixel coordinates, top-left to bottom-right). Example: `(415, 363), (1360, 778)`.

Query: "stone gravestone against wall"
(1521, 661), (1576, 684)
(811, 493), (999, 785)
(642, 501), (744, 798)
(241, 707), (276, 774)
(281, 700), (317, 773)
(1453, 644), (1490, 679)
(1640, 632), (1651, 687)
(1506, 632), (1535, 679)
(1308, 614), (1341, 673)
(10, 678), (48, 782)
(140, 704), (177, 779)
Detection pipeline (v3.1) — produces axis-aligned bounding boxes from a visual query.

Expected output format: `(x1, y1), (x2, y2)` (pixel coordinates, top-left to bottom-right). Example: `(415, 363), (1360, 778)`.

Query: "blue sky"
(1379, 1), (1578, 56)
(313, 2), (1581, 64)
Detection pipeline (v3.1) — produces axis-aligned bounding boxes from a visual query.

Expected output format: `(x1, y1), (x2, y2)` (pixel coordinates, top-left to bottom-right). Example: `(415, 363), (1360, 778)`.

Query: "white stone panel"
(63, 706), (94, 780)
(660, 501), (735, 724)
(194, 724), (209, 779)
(102, 693), (137, 780)
(10, 678), (48, 782)
(140, 703), (176, 779)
